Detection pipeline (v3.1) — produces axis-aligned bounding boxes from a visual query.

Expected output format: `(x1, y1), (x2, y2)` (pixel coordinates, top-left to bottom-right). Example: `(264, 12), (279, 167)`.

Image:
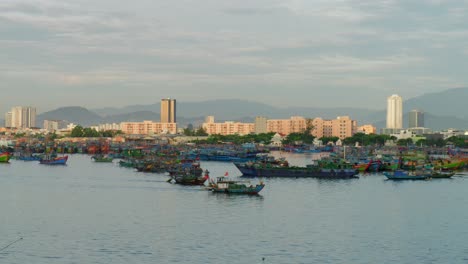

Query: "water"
(1, 153), (468, 264)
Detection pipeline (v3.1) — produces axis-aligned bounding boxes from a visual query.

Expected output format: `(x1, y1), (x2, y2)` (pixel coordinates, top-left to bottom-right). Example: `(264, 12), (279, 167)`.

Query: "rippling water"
(1, 152), (468, 264)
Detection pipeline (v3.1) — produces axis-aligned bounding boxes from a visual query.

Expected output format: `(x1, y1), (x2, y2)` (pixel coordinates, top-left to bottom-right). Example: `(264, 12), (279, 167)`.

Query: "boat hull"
(235, 164), (358, 179)
(39, 156), (68, 165)
(0, 153), (11, 163)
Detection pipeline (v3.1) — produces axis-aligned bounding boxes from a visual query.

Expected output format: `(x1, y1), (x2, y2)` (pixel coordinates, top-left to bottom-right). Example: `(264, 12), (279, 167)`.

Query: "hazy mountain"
(404, 87), (468, 119)
(37, 107), (103, 127)
(373, 113), (468, 131)
(32, 88), (468, 130)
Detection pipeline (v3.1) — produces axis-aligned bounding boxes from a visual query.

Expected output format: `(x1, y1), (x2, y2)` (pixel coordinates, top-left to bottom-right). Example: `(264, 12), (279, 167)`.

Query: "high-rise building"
(4, 112), (12, 127)
(386, 94), (402, 129)
(11, 106), (36, 128)
(254, 116), (268, 134)
(408, 109), (424, 128)
(160, 99), (176, 123)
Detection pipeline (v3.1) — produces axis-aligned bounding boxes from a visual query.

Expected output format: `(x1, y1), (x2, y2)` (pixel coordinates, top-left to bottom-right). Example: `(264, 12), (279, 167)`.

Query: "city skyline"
(1, 0), (468, 114)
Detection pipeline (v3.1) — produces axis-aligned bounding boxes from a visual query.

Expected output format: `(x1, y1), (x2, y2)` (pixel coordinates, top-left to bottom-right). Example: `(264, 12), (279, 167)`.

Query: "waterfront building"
(358, 125), (377, 135)
(43, 120), (68, 132)
(311, 116), (357, 140)
(408, 109), (424, 128)
(120, 121), (177, 135)
(267, 116), (306, 135)
(161, 98), (176, 123)
(254, 116), (268, 134)
(10, 106), (36, 128)
(4, 112), (12, 127)
(202, 117), (254, 135)
(386, 94), (402, 129)
(91, 123), (121, 132)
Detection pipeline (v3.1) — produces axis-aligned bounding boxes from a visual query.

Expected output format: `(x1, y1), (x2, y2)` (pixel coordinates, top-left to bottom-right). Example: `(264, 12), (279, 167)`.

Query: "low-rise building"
(120, 121), (177, 135)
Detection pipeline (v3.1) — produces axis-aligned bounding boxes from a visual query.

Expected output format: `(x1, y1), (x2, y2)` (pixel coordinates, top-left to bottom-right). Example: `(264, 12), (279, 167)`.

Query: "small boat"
(0, 152), (11, 163)
(18, 154), (42, 161)
(431, 171), (455, 179)
(168, 170), (210, 186)
(39, 155), (68, 165)
(208, 177), (265, 194)
(91, 155), (113, 163)
(383, 170), (429, 180)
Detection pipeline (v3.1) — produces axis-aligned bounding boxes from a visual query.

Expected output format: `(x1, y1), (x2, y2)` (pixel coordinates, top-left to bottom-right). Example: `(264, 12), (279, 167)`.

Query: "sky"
(1, 0), (468, 114)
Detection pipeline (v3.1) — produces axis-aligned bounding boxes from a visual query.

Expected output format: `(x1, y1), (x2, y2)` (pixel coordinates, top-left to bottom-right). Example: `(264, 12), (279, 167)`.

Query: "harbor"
(2, 152), (468, 263)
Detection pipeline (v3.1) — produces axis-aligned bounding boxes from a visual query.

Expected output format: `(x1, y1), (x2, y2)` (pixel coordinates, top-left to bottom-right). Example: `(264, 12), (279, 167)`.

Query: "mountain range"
(3, 87), (468, 131)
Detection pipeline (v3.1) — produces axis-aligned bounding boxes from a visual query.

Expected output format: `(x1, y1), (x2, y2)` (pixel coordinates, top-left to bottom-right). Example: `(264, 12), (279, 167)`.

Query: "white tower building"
(386, 94), (402, 129)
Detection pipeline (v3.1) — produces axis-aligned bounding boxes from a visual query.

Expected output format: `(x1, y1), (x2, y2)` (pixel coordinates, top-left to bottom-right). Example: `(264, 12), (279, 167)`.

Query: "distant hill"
(37, 106), (103, 127)
(374, 113), (468, 131)
(404, 87), (468, 119)
(31, 87), (468, 130)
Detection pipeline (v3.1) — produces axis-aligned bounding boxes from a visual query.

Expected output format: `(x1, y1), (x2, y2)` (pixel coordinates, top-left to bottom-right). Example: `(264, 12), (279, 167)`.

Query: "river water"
(1, 152), (468, 264)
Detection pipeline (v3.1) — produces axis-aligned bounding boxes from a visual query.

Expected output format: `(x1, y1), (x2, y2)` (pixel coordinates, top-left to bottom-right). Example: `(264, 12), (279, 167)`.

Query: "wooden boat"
(18, 154), (42, 161)
(383, 170), (429, 180)
(208, 177), (265, 194)
(431, 171), (455, 178)
(91, 155), (113, 162)
(0, 152), (11, 163)
(168, 170), (210, 186)
(39, 155), (68, 165)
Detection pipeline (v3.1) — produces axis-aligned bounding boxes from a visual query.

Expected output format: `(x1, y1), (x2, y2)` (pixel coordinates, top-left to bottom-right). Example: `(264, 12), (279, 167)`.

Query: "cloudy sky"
(1, 0), (467, 114)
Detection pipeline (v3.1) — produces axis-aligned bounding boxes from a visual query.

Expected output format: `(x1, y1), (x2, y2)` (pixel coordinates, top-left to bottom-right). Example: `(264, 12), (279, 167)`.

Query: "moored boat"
(91, 155), (113, 162)
(235, 160), (358, 179)
(383, 170), (429, 180)
(0, 152), (11, 163)
(39, 155), (68, 165)
(208, 177), (265, 194)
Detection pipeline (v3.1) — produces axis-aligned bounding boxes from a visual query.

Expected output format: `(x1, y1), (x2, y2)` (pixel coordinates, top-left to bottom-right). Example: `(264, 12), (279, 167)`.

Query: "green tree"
(70, 125), (84, 137)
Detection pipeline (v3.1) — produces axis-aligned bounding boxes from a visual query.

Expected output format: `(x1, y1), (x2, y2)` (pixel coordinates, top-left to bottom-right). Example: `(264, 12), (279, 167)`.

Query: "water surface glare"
(1, 153), (468, 263)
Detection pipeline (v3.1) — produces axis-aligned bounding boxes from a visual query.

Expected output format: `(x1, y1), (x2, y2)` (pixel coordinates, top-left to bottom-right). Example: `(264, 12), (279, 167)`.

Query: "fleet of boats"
(2, 143), (468, 194)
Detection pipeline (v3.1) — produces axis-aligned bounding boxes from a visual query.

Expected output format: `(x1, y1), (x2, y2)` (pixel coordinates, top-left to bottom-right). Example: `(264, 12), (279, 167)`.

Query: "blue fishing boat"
(383, 170), (429, 180)
(18, 155), (42, 161)
(39, 155), (68, 165)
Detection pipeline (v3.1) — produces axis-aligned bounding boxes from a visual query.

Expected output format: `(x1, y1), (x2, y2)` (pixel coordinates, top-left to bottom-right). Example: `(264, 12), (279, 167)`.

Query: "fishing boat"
(431, 171), (455, 178)
(235, 159), (358, 179)
(208, 177), (265, 194)
(168, 169), (210, 186)
(18, 154), (42, 161)
(39, 155), (68, 165)
(91, 155), (113, 162)
(0, 152), (11, 163)
(383, 170), (429, 180)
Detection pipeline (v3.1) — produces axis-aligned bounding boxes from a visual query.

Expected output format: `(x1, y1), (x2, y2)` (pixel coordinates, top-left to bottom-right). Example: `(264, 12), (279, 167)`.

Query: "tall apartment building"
(11, 106), (36, 128)
(267, 116), (306, 135)
(254, 116), (268, 134)
(120, 121), (177, 135)
(161, 99), (176, 123)
(4, 112), (12, 127)
(386, 94), (402, 129)
(408, 109), (424, 128)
